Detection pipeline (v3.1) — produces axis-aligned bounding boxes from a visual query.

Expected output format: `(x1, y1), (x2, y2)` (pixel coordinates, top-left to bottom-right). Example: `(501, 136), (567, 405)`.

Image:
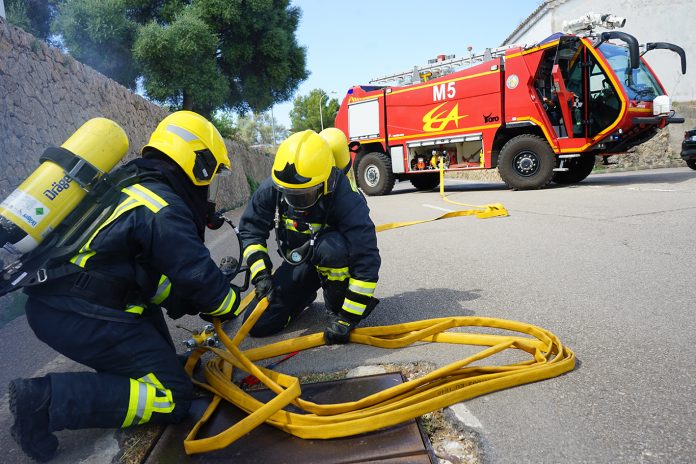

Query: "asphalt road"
(0, 167), (694, 463)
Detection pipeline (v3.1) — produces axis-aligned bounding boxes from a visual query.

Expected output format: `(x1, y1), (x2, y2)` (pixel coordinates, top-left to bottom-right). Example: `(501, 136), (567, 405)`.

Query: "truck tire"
(498, 134), (555, 190)
(409, 173), (440, 191)
(552, 154), (596, 184)
(686, 159), (696, 170)
(357, 152), (395, 196)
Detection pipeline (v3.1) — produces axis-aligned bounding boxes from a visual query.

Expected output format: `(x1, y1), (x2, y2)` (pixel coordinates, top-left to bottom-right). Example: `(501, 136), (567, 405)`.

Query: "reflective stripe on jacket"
(60, 179), (234, 318)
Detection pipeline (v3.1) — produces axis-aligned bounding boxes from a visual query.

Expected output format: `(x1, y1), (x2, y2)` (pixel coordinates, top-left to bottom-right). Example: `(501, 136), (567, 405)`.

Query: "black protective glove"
(324, 313), (359, 345)
(252, 271), (274, 301)
(200, 284), (241, 323)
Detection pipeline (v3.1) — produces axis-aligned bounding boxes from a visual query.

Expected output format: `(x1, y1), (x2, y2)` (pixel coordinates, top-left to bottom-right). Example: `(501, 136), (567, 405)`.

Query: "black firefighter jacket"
(28, 178), (236, 323)
(238, 169), (380, 291)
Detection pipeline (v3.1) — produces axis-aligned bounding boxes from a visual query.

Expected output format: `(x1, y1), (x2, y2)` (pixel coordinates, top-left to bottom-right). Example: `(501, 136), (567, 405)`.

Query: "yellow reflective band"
(123, 184), (168, 213)
(348, 278), (377, 297)
(140, 382), (156, 425)
(342, 298), (367, 316)
(243, 244), (268, 260)
(206, 288), (237, 317)
(141, 374), (175, 415)
(250, 259), (267, 279)
(125, 305), (145, 315)
(122, 373), (175, 428)
(121, 378), (141, 427)
(151, 275), (171, 304)
(70, 197), (141, 268)
(70, 184), (169, 269)
(316, 266), (350, 282)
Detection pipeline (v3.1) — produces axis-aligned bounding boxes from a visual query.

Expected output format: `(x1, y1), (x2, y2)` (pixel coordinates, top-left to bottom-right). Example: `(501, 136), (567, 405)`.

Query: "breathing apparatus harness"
(273, 170), (338, 266)
(1, 155), (230, 308)
(0, 161), (165, 302)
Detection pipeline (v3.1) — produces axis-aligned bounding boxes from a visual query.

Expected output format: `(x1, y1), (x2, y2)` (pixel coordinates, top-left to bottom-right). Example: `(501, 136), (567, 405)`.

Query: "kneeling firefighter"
(238, 129), (380, 343)
(8, 111), (241, 462)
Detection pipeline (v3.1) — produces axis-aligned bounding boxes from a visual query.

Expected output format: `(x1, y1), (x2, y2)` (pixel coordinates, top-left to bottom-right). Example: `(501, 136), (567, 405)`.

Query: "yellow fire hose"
(181, 163), (571, 454)
(183, 295), (575, 454)
(375, 158), (508, 232)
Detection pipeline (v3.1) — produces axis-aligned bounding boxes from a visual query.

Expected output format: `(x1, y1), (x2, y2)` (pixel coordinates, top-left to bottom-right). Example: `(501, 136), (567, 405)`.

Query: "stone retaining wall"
(0, 17), (272, 211)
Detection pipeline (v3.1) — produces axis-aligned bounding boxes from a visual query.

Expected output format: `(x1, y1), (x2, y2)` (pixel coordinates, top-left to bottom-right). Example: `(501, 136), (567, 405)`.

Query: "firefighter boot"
(9, 377), (58, 462)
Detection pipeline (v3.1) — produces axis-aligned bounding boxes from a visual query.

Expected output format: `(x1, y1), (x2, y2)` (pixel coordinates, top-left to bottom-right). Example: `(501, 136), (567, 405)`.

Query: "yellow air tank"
(0, 118), (128, 256)
(320, 128), (358, 188)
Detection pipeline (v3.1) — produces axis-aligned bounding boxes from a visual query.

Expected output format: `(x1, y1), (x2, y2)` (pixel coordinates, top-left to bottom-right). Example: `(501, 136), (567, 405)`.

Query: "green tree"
(236, 112), (286, 146)
(5, 0), (62, 42)
(211, 111), (238, 139)
(289, 89), (339, 133)
(51, 0), (308, 116)
(133, 7), (228, 114)
(53, 0), (140, 89)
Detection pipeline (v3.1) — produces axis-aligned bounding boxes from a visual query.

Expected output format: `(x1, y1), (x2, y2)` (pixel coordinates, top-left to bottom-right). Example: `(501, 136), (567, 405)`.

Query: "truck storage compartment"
(406, 136), (483, 172)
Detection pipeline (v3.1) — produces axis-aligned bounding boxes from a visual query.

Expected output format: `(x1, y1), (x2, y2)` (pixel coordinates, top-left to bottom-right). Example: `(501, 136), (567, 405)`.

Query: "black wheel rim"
(512, 150), (540, 177)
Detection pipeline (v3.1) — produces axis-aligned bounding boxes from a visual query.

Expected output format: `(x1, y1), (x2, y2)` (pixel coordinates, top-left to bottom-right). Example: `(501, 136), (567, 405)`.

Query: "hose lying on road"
(375, 160), (508, 232)
(182, 293), (575, 455)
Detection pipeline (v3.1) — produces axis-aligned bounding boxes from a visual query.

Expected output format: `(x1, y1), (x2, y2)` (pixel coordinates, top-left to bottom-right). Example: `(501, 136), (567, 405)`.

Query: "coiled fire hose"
(181, 169), (572, 454)
(183, 294), (575, 454)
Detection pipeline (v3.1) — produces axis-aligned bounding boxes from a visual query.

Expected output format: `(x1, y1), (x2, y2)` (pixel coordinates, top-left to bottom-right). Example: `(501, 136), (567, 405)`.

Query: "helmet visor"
(206, 165), (231, 203)
(278, 184), (323, 210)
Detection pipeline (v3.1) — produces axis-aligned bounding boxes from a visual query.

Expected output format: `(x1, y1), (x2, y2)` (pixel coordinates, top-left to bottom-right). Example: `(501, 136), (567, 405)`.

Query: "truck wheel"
(552, 154), (596, 184)
(357, 152), (395, 196)
(686, 159), (696, 170)
(409, 173), (440, 191)
(498, 134), (555, 190)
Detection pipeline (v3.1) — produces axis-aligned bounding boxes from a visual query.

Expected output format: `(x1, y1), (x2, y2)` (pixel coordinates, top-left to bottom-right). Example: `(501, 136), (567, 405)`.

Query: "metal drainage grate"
(145, 372), (434, 463)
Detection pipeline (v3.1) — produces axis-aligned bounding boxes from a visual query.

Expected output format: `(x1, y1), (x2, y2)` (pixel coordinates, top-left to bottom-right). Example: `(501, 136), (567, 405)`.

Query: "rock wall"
(0, 17), (272, 210)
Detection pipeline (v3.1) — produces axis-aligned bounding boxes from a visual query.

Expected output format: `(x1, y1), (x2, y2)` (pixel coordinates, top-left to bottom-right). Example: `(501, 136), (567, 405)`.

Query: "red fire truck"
(334, 13), (686, 195)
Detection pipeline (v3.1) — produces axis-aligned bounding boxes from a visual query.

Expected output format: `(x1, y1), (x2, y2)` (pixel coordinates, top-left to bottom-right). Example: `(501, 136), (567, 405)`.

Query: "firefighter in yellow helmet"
(9, 111), (240, 462)
(239, 129), (380, 342)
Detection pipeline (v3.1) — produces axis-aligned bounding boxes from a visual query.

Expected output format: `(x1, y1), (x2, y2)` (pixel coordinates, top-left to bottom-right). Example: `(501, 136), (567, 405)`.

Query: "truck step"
(553, 168), (569, 172)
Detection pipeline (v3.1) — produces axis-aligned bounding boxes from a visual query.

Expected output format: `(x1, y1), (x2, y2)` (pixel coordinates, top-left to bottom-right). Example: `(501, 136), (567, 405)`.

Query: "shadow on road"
(581, 168), (696, 187)
(380, 168), (696, 196)
(241, 286), (482, 342)
(387, 180), (508, 196)
(372, 287), (480, 325)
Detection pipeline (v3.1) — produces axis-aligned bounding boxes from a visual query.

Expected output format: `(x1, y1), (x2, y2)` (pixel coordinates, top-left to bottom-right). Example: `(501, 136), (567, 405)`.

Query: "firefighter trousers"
(245, 230), (349, 337)
(24, 296), (193, 431)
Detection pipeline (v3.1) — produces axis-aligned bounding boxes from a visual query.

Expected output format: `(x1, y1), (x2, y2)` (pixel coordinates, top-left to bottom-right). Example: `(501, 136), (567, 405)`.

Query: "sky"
(273, 0), (544, 129)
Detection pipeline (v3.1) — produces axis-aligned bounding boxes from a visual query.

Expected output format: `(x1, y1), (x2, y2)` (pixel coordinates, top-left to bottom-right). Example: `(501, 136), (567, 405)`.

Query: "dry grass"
(115, 423), (164, 464)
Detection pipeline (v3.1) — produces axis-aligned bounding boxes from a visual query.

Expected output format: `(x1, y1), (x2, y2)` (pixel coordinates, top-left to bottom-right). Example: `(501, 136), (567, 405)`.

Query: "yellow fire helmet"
(272, 130), (334, 210)
(319, 127), (351, 173)
(142, 110), (230, 186)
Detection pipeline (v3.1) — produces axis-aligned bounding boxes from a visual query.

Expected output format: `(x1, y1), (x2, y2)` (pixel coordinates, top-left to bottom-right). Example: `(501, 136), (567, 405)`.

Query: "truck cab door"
(551, 36), (586, 139)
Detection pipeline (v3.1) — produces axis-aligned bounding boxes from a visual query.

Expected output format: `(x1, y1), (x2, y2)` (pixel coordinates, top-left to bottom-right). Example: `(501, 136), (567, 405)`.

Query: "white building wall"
(504, 0), (696, 102)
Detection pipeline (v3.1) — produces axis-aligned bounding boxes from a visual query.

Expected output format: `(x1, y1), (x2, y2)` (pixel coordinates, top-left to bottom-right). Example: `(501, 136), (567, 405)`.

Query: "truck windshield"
(598, 43), (664, 102)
